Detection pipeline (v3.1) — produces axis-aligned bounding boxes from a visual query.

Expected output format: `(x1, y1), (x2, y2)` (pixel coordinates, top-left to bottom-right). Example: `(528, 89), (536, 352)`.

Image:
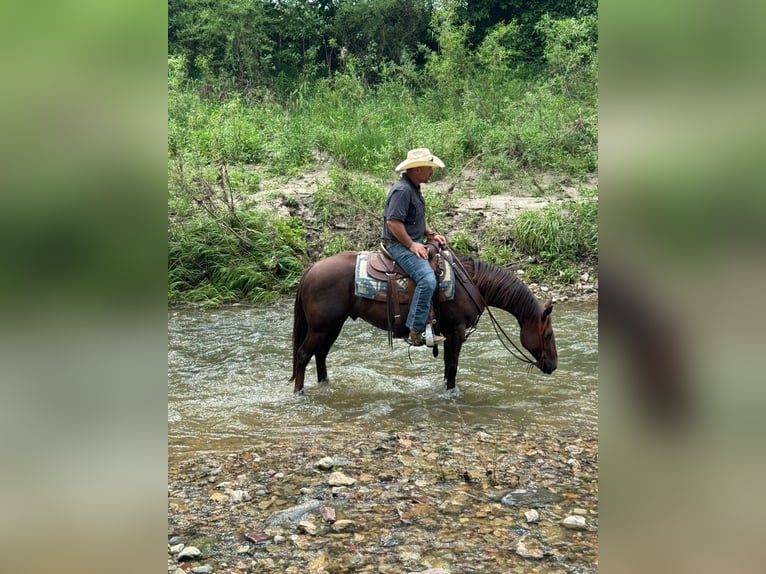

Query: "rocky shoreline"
(168, 421), (598, 573)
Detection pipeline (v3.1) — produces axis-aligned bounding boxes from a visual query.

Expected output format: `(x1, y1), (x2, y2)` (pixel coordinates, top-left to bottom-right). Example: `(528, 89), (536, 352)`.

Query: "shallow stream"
(168, 301), (597, 459)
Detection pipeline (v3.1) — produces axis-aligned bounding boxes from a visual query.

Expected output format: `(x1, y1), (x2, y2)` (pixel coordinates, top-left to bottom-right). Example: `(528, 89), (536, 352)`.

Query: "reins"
(484, 306), (537, 366)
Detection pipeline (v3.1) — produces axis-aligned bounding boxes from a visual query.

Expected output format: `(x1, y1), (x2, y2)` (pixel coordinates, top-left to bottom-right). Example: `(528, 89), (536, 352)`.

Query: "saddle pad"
(354, 251), (456, 302)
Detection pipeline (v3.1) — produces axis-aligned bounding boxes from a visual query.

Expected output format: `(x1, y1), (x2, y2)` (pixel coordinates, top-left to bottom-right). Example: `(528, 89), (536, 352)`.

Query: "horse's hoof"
(441, 387), (461, 400)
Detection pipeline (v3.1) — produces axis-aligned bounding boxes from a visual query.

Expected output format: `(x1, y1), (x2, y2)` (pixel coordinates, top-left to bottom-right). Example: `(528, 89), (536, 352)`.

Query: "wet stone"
(500, 486), (564, 508)
(562, 515), (588, 530)
(316, 455), (352, 470)
(332, 519), (356, 532)
(328, 471), (356, 486)
(177, 546), (202, 560)
(168, 422), (597, 574)
(265, 500), (323, 526)
(320, 506), (336, 522)
(524, 509), (541, 523)
(515, 535), (545, 559)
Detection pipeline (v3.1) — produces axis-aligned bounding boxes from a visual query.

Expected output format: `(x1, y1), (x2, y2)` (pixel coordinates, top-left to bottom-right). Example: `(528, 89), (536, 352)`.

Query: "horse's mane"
(456, 254), (540, 320)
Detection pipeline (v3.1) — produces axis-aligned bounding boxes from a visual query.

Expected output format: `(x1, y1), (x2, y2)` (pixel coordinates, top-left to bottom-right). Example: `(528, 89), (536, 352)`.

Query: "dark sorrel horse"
(290, 250), (557, 394)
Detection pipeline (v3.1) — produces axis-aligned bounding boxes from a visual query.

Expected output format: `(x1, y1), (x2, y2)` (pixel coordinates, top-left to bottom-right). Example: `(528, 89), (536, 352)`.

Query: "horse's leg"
(443, 326), (467, 390)
(294, 322), (345, 392)
(314, 322), (345, 384)
(293, 338), (314, 394)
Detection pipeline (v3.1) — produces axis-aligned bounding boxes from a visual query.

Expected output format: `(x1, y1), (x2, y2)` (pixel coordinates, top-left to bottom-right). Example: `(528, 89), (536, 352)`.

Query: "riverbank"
(258, 161), (599, 308)
(168, 421), (597, 573)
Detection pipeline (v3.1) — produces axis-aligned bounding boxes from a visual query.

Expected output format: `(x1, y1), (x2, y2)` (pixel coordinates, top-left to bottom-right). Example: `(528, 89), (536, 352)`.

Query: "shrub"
(168, 210), (306, 304)
(512, 191), (597, 282)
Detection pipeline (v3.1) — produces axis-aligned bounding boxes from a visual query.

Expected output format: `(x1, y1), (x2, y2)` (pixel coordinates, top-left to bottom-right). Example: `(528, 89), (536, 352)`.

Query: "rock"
(316, 455), (352, 470)
(524, 509), (540, 523)
(169, 542), (185, 554)
(500, 487), (564, 508)
(177, 546), (202, 560)
(320, 506), (336, 522)
(515, 535), (544, 559)
(265, 500), (323, 526)
(298, 519), (318, 535)
(191, 566), (213, 574)
(168, 536), (183, 545)
(561, 515), (588, 530)
(332, 519), (356, 532)
(328, 471), (356, 486)
(415, 569), (450, 574)
(228, 489), (248, 503)
(208, 492), (228, 503)
(244, 531), (271, 545)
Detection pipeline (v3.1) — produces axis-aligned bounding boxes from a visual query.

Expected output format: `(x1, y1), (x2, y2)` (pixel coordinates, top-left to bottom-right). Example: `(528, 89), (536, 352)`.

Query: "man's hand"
(432, 233), (447, 248)
(410, 242), (429, 258)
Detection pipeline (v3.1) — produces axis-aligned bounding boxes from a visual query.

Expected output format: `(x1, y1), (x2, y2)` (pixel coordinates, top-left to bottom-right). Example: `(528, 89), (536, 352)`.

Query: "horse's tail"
(290, 283), (308, 383)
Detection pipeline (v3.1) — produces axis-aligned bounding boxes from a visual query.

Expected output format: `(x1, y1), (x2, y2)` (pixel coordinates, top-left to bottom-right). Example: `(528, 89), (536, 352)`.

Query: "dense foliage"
(169, 0), (595, 93)
(168, 0), (598, 304)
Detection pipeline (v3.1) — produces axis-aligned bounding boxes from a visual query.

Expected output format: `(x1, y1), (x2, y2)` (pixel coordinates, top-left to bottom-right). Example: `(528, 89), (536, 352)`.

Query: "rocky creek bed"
(168, 421), (597, 573)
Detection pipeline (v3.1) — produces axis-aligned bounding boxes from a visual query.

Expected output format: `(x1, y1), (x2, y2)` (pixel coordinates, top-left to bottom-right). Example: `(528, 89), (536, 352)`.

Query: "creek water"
(168, 301), (597, 459)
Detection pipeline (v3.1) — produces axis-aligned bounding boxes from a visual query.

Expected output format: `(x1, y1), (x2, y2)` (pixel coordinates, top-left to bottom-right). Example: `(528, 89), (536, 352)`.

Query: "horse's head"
(520, 297), (558, 374)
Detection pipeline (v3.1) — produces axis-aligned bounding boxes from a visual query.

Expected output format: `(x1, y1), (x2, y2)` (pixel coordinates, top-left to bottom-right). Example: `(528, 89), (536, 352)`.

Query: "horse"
(290, 249), (558, 394)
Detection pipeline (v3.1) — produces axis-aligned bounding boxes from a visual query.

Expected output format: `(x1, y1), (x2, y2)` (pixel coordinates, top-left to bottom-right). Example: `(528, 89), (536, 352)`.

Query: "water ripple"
(168, 301), (598, 455)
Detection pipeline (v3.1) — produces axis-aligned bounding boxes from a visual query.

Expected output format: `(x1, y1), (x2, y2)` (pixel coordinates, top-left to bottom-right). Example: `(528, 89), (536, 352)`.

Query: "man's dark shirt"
(381, 173), (426, 243)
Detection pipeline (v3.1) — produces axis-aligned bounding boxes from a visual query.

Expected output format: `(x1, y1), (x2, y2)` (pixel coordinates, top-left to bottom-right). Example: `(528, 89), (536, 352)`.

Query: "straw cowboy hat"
(395, 148), (445, 172)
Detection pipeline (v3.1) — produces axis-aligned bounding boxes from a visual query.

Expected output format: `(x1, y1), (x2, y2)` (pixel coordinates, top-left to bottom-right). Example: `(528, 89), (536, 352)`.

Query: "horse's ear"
(542, 297), (553, 319)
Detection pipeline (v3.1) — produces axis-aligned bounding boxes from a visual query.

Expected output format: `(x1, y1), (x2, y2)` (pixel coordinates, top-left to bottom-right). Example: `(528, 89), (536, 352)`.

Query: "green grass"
(167, 24), (597, 306)
(168, 210), (306, 304)
(511, 189), (597, 282)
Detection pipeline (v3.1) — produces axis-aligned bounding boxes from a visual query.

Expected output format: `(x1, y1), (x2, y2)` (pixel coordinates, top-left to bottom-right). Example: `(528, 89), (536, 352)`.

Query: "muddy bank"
(168, 421), (597, 573)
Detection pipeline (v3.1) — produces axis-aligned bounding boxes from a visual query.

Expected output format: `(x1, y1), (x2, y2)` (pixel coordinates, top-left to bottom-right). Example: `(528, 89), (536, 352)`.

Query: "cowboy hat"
(395, 148), (445, 172)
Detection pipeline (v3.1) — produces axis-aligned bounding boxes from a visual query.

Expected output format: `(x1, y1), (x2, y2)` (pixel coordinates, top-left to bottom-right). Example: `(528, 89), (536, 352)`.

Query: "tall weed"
(168, 210), (306, 304)
(512, 191), (598, 282)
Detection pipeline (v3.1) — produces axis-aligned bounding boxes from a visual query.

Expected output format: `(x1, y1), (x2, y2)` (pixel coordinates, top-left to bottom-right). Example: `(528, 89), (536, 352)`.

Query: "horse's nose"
(539, 360), (557, 374)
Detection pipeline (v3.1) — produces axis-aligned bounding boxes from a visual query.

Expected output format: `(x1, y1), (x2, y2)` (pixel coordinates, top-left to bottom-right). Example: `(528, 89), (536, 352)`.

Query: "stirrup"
(425, 324), (446, 347)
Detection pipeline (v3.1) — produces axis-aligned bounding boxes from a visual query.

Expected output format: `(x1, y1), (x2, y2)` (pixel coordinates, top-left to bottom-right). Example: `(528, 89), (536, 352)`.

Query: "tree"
(332, 0), (433, 85)
(168, 0), (276, 89)
(455, 0), (597, 69)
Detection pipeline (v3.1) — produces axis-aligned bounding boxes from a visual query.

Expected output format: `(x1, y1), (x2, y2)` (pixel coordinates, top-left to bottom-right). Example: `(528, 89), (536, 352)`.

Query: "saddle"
(367, 240), (446, 345)
(366, 241), (443, 282)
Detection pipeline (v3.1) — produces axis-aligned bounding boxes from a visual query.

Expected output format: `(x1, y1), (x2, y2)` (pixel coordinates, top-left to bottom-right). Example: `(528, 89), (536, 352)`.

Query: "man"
(381, 148), (448, 346)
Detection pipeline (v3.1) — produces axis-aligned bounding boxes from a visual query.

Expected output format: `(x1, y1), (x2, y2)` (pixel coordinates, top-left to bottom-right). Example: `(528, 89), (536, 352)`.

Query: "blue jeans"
(385, 241), (436, 333)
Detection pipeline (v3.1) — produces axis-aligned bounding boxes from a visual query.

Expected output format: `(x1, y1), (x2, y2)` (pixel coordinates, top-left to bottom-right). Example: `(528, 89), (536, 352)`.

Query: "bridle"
(447, 246), (547, 369)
